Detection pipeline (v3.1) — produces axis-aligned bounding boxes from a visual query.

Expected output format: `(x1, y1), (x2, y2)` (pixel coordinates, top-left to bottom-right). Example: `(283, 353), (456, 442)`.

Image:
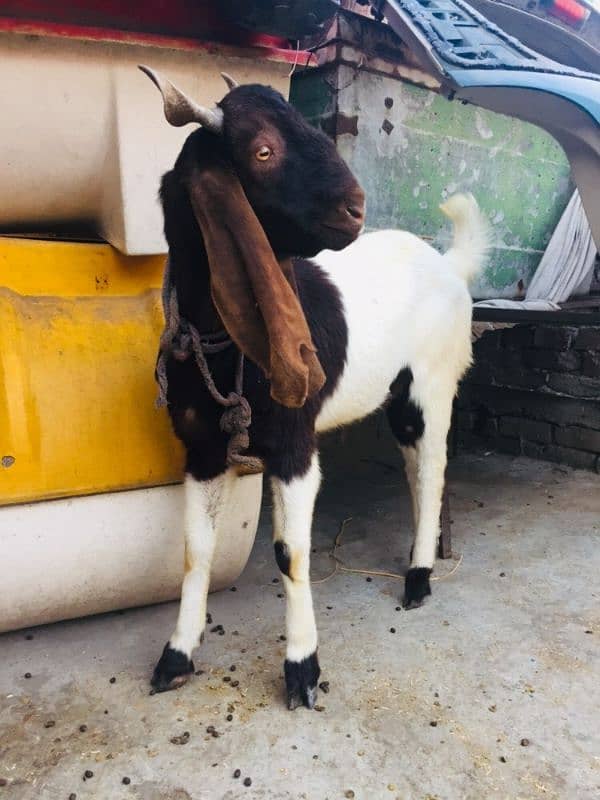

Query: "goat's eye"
(256, 145), (272, 161)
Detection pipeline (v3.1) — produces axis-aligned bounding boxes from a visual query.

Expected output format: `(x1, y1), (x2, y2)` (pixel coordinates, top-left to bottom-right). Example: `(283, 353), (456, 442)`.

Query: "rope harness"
(155, 258), (264, 475)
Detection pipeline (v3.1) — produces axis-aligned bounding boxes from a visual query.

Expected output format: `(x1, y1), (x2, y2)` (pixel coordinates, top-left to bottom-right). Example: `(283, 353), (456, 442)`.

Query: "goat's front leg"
(403, 395), (453, 609)
(271, 453), (321, 710)
(151, 470), (229, 692)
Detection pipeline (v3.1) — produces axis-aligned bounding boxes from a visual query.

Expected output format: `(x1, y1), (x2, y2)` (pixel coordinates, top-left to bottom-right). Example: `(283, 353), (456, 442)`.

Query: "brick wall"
(456, 325), (600, 472)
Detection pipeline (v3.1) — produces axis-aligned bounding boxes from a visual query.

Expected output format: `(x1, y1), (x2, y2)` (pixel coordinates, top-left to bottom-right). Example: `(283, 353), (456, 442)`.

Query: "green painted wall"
(291, 66), (573, 299)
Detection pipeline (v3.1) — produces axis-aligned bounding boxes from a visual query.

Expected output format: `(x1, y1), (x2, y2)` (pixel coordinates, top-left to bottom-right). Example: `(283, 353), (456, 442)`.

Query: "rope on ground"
(311, 516), (463, 585)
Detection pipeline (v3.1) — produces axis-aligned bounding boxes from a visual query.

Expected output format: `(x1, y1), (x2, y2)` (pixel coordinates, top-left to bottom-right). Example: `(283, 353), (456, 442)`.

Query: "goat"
(141, 67), (490, 710)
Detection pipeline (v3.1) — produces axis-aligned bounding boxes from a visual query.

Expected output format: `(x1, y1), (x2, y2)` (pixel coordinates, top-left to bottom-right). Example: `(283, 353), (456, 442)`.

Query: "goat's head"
(140, 66), (365, 257)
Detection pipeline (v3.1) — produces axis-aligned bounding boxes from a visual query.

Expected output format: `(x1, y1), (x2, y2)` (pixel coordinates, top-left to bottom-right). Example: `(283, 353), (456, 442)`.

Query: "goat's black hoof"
(403, 567), (432, 609)
(150, 643), (194, 693)
(284, 653), (320, 710)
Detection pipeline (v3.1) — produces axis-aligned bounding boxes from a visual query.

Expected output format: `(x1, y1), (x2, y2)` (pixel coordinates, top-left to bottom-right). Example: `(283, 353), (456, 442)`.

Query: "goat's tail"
(439, 192), (491, 283)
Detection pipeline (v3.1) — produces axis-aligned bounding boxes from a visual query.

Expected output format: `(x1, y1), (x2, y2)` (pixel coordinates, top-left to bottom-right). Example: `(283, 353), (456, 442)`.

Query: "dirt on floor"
(1, 451), (599, 800)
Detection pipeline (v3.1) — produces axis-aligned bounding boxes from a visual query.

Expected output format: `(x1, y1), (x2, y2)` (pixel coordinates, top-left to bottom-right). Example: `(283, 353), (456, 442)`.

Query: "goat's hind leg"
(151, 469), (230, 692)
(386, 383), (452, 609)
(271, 453), (321, 710)
(403, 391), (454, 609)
(400, 444), (420, 536)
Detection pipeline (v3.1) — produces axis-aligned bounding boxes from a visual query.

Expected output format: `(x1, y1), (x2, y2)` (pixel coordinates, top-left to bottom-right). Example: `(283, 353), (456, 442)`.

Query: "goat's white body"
(315, 230), (473, 434)
(311, 193), (489, 581)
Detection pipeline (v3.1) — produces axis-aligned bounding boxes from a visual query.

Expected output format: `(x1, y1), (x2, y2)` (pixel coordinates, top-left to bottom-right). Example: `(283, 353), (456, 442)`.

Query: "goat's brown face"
(218, 85), (365, 257)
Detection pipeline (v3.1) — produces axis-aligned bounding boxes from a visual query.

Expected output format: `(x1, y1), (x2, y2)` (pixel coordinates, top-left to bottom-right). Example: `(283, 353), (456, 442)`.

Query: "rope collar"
(155, 258), (264, 475)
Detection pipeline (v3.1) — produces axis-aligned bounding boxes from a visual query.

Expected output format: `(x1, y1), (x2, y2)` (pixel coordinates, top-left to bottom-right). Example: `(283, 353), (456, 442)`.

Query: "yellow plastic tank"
(0, 237), (262, 633)
(0, 236), (183, 505)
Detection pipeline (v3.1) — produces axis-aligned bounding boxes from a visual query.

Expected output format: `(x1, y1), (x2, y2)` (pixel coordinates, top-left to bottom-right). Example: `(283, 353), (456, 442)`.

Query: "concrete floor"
(1, 449), (599, 800)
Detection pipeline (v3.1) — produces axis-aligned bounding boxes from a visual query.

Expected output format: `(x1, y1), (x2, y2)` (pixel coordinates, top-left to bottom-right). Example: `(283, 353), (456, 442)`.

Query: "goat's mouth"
(319, 190), (365, 249)
(319, 221), (363, 250)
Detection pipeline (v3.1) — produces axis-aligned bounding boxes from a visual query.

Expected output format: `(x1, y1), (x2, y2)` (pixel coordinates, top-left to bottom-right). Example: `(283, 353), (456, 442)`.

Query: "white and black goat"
(142, 68), (489, 710)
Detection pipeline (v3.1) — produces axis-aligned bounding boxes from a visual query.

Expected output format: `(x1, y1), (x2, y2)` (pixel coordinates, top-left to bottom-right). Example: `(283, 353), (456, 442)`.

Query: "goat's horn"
(221, 72), (239, 91)
(139, 65), (223, 134)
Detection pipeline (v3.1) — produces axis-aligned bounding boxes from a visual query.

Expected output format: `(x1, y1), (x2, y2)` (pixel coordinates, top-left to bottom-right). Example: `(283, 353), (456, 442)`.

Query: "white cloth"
(526, 190), (596, 303)
(472, 190), (597, 337)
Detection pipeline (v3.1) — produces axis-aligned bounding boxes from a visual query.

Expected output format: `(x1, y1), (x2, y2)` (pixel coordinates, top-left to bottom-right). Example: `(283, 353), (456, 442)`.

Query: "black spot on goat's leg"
(284, 652), (321, 710)
(274, 540), (291, 578)
(150, 643), (195, 693)
(403, 567), (432, 610)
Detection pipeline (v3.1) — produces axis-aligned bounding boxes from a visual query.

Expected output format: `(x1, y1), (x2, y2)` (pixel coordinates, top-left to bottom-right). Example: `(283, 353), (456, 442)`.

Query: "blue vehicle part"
(377, 0), (600, 248)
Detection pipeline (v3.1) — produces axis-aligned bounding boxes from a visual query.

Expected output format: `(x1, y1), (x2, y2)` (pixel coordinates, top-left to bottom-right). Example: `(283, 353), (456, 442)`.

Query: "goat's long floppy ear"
(139, 65), (223, 133)
(186, 160), (326, 408)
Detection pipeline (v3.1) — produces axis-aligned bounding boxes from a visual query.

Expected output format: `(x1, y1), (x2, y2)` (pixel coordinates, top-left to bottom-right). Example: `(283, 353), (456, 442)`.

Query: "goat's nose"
(344, 186), (365, 224)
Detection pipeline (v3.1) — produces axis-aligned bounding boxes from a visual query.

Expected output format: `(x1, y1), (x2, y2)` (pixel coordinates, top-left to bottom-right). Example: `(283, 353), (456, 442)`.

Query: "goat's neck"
(170, 243), (223, 334)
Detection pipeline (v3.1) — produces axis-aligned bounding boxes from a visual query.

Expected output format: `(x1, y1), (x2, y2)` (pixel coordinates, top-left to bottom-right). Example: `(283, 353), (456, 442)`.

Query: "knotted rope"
(155, 258), (263, 475)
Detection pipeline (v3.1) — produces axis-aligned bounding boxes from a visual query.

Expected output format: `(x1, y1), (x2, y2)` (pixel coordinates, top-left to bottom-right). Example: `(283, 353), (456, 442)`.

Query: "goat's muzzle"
(320, 186), (365, 249)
